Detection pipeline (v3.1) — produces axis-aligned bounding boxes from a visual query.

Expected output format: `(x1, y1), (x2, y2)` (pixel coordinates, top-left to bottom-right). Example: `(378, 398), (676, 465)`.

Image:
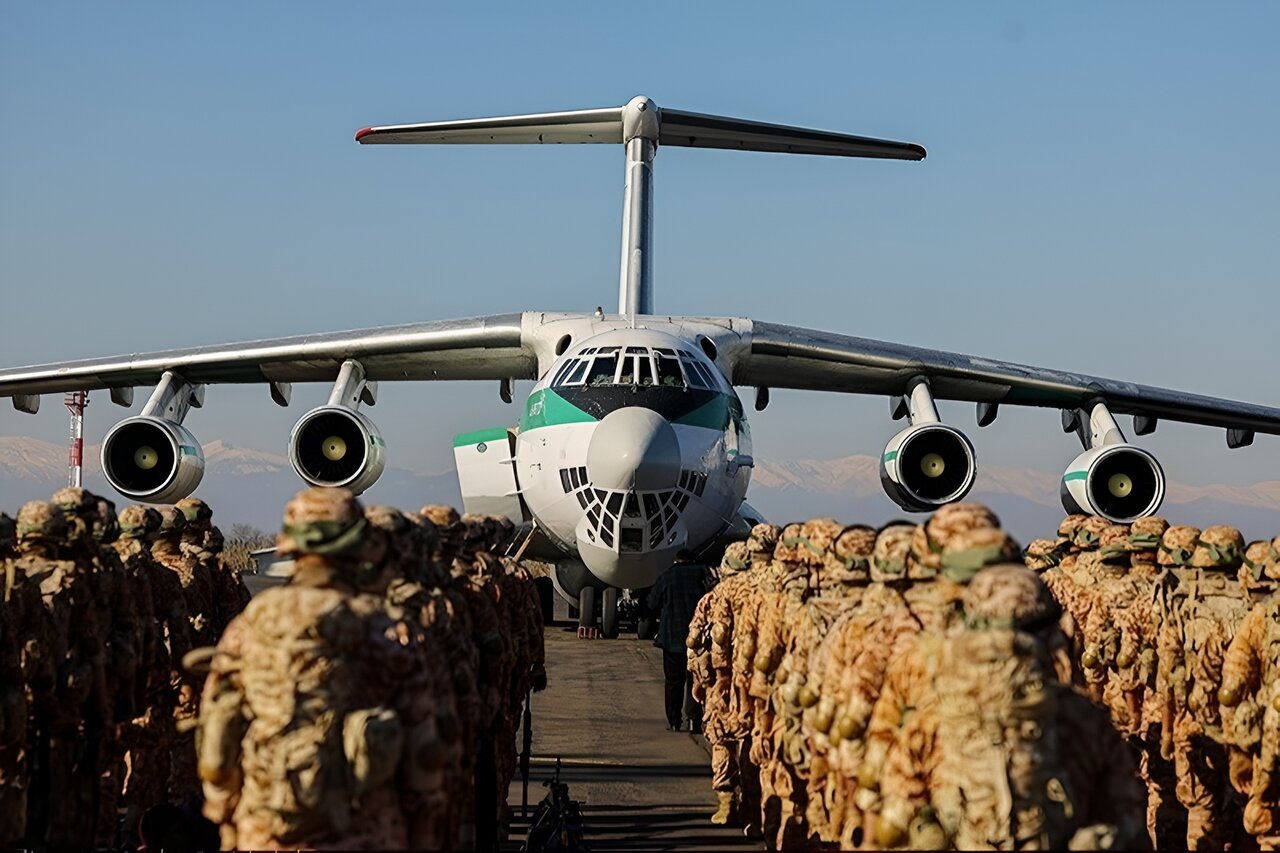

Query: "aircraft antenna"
(64, 390), (88, 487)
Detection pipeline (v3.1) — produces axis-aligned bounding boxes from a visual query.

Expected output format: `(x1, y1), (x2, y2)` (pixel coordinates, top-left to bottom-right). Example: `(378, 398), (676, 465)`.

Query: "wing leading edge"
(0, 314), (533, 400)
(738, 321), (1280, 439)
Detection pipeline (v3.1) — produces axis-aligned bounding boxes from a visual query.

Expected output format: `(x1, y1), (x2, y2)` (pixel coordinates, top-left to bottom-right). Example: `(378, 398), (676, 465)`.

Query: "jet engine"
(1061, 444), (1164, 523)
(101, 370), (205, 503)
(879, 378), (977, 512)
(288, 359), (385, 494)
(880, 422), (977, 512)
(102, 416), (205, 503)
(288, 405), (386, 494)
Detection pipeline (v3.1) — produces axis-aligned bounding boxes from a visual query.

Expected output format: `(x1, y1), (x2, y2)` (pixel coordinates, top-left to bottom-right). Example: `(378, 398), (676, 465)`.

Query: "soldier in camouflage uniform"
(149, 506), (213, 803)
(1219, 537), (1280, 850)
(198, 487), (445, 849)
(203, 520), (252, 630)
(688, 541), (749, 825)
(0, 513), (30, 848)
(874, 564), (1144, 850)
(859, 517), (1019, 844)
(1155, 524), (1252, 850)
(175, 497), (232, 637)
(366, 504), (461, 850)
(115, 504), (192, 829)
(14, 500), (103, 850)
(53, 487), (147, 850)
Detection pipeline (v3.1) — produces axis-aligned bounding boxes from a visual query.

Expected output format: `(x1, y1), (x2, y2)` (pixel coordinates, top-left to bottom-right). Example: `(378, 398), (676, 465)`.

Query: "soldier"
(115, 504), (191, 831)
(1156, 524), (1252, 851)
(874, 565), (1144, 850)
(858, 521), (1021, 844)
(1219, 537), (1280, 850)
(198, 487), (444, 849)
(13, 500), (103, 850)
(175, 497), (227, 636)
(0, 513), (29, 848)
(205, 522), (252, 627)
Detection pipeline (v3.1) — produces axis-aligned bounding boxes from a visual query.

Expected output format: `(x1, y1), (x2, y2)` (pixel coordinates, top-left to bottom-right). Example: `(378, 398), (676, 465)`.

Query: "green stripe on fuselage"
(519, 389), (597, 432)
(453, 427), (510, 448)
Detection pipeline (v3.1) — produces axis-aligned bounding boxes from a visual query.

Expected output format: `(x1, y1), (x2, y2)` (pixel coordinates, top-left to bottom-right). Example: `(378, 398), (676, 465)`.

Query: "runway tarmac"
(504, 624), (755, 852)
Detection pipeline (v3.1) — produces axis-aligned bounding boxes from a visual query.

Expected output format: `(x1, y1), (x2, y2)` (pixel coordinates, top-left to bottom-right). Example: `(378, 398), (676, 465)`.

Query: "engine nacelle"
(1061, 444), (1165, 523)
(289, 406), (386, 494)
(101, 416), (205, 503)
(880, 423), (978, 512)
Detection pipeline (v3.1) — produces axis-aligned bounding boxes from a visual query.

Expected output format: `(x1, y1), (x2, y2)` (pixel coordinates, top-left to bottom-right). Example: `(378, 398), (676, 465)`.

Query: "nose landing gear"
(575, 585), (621, 640)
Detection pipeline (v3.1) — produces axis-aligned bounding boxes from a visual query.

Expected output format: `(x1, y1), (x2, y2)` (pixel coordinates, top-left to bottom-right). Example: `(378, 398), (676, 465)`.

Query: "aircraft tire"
(578, 586), (597, 629)
(601, 587), (620, 639)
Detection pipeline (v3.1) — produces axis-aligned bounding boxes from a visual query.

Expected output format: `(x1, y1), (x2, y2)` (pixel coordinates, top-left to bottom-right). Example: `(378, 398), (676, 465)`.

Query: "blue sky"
(1, 3), (1277, 487)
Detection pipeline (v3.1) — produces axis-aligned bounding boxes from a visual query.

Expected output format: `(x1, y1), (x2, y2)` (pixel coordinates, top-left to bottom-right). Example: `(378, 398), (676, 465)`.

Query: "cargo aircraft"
(3, 96), (1279, 635)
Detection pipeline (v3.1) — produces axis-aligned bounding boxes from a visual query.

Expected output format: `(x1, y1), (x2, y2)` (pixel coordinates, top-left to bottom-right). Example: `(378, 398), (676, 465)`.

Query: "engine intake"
(289, 406), (386, 494)
(1061, 445), (1164, 523)
(880, 423), (977, 512)
(101, 416), (205, 503)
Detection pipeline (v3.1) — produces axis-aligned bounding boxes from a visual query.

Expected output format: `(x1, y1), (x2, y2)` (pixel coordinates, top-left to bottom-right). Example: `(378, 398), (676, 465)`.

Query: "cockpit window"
(655, 353), (684, 387)
(565, 359), (590, 385)
(587, 354), (618, 386)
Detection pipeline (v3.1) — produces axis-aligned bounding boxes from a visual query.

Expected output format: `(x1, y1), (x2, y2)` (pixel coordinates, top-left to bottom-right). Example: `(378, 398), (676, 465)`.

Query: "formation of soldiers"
(1, 485), (544, 851)
(689, 504), (1280, 851)
(0, 490), (251, 850)
(195, 488), (545, 850)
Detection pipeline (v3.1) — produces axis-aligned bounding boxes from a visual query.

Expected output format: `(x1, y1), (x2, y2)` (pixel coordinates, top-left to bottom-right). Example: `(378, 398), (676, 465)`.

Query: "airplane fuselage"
(513, 327), (752, 590)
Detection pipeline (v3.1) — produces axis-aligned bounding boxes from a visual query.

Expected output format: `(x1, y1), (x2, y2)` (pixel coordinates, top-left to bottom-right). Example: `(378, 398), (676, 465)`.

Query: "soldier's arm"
(198, 621), (248, 825)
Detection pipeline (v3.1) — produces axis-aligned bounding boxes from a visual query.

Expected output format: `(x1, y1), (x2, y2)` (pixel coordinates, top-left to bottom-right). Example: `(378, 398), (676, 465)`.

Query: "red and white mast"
(64, 390), (88, 487)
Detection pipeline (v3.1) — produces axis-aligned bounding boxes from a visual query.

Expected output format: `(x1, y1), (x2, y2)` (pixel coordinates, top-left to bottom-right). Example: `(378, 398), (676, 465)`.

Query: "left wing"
(735, 320), (1280, 441)
(0, 314), (533, 402)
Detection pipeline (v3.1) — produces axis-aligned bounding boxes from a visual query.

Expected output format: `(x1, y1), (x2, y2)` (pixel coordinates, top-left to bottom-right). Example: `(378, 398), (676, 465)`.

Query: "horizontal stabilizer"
(357, 96), (925, 160)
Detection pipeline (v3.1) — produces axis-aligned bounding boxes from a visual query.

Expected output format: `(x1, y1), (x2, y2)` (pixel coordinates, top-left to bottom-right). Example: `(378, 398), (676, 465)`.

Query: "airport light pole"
(65, 390), (87, 487)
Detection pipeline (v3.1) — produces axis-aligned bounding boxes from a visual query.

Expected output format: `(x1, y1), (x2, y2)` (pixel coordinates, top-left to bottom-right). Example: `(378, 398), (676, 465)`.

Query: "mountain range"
(1, 437), (1276, 542)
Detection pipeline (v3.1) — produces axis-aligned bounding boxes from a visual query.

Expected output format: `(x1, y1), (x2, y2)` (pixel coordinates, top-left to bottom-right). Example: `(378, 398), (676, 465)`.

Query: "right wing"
(0, 313), (534, 401)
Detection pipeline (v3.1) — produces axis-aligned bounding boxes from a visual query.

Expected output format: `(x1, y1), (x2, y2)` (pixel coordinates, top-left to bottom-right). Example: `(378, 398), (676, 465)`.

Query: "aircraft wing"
(0, 314), (534, 401)
(737, 321), (1280, 441)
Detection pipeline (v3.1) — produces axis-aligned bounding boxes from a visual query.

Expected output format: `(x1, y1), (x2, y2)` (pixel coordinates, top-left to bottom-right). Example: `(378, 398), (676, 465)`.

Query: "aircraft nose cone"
(586, 407), (681, 492)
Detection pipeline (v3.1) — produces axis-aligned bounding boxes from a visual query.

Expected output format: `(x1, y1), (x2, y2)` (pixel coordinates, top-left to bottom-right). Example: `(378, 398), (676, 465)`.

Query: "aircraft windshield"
(551, 346), (721, 390)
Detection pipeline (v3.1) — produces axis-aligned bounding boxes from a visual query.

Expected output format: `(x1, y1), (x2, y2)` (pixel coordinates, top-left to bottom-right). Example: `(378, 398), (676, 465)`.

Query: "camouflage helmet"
(404, 511), (441, 564)
(0, 513), (15, 550)
(829, 524), (876, 582)
(911, 502), (1002, 574)
(156, 507), (187, 538)
(276, 488), (368, 559)
(422, 504), (465, 554)
(773, 522), (809, 564)
(1023, 538), (1070, 572)
(720, 541), (751, 574)
(118, 505), (162, 540)
(1267, 536), (1280, 581)
(962, 565), (1060, 632)
(1242, 540), (1276, 585)
(1191, 525), (1245, 570)
(175, 497), (213, 529)
(204, 525), (224, 552)
(16, 501), (67, 541)
(1072, 515), (1112, 551)
(1127, 516), (1169, 551)
(871, 523), (915, 582)
(938, 527), (1022, 583)
(365, 505), (410, 538)
(1057, 514), (1092, 541)
(793, 518), (842, 568)
(746, 523), (781, 567)
(460, 513), (492, 553)
(1158, 525), (1201, 568)
(51, 486), (98, 517)
(94, 497), (120, 544)
(1097, 524), (1133, 565)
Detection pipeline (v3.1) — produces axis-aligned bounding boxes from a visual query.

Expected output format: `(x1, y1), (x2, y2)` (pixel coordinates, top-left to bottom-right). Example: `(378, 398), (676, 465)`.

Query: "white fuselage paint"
(511, 327), (752, 590)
